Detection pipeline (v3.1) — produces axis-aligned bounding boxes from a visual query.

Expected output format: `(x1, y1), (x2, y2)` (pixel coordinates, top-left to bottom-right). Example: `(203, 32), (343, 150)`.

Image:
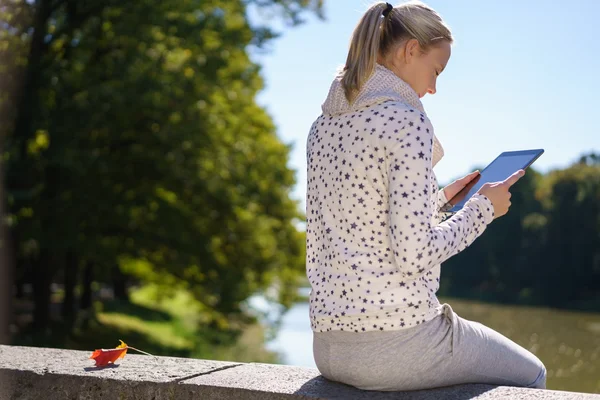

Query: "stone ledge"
(0, 345), (598, 400)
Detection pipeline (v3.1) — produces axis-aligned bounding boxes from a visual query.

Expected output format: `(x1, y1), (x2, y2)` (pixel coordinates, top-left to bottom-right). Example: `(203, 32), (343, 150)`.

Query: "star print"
(305, 96), (494, 333)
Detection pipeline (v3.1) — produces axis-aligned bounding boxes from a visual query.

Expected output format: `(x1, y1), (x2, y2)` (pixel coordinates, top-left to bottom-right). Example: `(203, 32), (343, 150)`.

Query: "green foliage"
(440, 153), (600, 310)
(3, 0), (320, 339)
(533, 158), (600, 307)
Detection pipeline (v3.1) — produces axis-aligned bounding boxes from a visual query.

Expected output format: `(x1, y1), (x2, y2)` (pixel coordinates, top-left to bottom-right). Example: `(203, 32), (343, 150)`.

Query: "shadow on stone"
(294, 375), (498, 399)
(83, 364), (120, 372)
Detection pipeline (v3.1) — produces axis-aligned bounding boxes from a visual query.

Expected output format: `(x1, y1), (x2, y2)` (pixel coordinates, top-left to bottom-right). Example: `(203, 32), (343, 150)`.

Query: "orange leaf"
(89, 340), (128, 367)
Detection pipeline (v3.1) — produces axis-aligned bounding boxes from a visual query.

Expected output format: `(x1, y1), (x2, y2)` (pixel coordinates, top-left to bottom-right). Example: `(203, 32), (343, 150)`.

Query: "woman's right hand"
(476, 170), (526, 219)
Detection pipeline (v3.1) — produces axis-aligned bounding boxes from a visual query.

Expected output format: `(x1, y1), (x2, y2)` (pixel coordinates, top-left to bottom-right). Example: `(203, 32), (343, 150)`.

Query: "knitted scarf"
(321, 63), (445, 167)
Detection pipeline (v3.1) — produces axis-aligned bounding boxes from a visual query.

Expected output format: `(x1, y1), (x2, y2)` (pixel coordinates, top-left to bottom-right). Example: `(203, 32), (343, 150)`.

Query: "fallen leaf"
(89, 340), (128, 367)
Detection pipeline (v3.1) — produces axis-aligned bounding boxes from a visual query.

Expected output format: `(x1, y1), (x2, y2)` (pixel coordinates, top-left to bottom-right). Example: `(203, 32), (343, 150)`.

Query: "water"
(263, 291), (600, 394)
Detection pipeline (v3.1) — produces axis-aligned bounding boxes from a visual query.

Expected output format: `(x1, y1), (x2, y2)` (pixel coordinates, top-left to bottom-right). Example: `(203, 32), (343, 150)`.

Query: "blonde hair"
(341, 1), (453, 103)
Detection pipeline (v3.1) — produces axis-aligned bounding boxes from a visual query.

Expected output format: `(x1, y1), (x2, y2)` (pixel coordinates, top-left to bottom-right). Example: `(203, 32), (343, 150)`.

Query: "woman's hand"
(477, 170), (525, 219)
(442, 170), (480, 202)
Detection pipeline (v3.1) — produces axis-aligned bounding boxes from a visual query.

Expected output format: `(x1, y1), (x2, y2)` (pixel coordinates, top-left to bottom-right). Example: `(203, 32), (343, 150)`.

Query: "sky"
(252, 0), (600, 208)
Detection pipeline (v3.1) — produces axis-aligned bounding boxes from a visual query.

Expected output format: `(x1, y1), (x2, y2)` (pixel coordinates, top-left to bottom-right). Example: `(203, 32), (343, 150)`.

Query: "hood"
(321, 63), (445, 166)
(321, 63), (424, 115)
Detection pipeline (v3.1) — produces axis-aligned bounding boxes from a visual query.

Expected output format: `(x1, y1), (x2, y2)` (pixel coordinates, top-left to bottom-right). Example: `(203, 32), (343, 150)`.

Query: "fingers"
(502, 169), (525, 187)
(460, 170), (480, 183)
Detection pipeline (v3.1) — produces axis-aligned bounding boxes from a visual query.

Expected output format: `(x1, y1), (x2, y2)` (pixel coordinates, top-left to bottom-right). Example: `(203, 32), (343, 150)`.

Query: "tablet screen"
(445, 149), (544, 213)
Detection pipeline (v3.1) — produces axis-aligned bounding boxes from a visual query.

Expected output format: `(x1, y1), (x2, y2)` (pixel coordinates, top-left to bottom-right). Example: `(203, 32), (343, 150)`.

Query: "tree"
(439, 168), (543, 302)
(3, 0), (322, 336)
(533, 161), (600, 308)
(439, 157), (600, 311)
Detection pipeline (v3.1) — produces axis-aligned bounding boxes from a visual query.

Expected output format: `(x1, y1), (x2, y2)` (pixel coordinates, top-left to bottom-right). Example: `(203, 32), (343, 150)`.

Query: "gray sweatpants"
(313, 303), (547, 391)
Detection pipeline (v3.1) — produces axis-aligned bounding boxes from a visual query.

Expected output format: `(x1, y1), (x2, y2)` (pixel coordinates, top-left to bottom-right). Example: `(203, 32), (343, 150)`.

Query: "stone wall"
(1, 345), (598, 399)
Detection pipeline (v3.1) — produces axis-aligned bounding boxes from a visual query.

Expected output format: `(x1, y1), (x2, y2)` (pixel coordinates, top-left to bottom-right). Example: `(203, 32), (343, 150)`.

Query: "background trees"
(2, 0), (320, 346)
(440, 153), (600, 310)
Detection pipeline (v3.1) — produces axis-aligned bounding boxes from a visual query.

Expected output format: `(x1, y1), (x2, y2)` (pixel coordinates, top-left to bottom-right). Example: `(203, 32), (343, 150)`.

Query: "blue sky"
(252, 0), (600, 208)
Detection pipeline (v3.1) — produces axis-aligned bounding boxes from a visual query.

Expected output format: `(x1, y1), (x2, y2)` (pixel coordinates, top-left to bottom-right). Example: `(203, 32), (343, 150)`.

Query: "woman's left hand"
(442, 170), (480, 201)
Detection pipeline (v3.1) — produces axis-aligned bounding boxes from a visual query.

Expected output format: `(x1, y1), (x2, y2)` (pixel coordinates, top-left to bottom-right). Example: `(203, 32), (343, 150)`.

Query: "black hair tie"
(382, 2), (393, 17)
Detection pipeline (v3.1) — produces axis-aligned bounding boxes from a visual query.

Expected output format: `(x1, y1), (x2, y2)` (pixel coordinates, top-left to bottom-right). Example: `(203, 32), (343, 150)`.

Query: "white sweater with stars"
(306, 64), (495, 333)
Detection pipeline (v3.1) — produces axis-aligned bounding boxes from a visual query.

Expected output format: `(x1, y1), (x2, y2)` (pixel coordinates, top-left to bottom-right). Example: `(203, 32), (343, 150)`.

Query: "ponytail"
(341, 3), (389, 104)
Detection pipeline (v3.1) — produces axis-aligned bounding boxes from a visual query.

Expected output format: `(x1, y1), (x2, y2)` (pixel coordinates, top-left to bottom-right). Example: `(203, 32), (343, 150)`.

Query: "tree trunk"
(112, 264), (129, 302)
(61, 251), (78, 321)
(32, 249), (52, 332)
(79, 260), (94, 330)
(0, 147), (12, 344)
(80, 261), (93, 311)
(15, 279), (24, 299)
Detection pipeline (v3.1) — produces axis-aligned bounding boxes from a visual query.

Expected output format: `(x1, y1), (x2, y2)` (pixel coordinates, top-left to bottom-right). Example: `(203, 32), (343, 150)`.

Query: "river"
(258, 289), (600, 394)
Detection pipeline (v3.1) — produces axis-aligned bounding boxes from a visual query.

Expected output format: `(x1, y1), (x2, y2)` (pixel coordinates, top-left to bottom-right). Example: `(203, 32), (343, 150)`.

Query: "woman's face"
(391, 39), (451, 98)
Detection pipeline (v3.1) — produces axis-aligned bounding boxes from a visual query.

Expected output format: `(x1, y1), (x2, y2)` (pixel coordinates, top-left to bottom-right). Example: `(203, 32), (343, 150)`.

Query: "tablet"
(440, 149), (544, 214)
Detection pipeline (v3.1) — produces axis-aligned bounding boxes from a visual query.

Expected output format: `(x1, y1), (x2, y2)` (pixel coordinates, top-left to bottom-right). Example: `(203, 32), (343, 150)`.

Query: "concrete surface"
(0, 344), (598, 399)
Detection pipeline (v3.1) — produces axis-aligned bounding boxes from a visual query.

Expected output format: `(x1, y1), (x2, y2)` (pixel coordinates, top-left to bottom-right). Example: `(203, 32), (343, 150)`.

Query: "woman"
(305, 1), (546, 391)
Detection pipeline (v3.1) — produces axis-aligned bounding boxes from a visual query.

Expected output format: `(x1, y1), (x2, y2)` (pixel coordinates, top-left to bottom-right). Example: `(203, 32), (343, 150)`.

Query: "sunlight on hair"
(341, 0), (452, 103)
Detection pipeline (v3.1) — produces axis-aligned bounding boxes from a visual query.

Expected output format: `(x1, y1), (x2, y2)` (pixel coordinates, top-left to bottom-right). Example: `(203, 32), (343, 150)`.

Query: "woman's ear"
(389, 42), (406, 68)
(403, 38), (421, 64)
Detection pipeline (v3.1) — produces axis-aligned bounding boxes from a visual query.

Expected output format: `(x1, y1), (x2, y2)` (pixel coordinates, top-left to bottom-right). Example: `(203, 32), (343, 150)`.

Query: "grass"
(96, 313), (192, 350)
(13, 283), (279, 364)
